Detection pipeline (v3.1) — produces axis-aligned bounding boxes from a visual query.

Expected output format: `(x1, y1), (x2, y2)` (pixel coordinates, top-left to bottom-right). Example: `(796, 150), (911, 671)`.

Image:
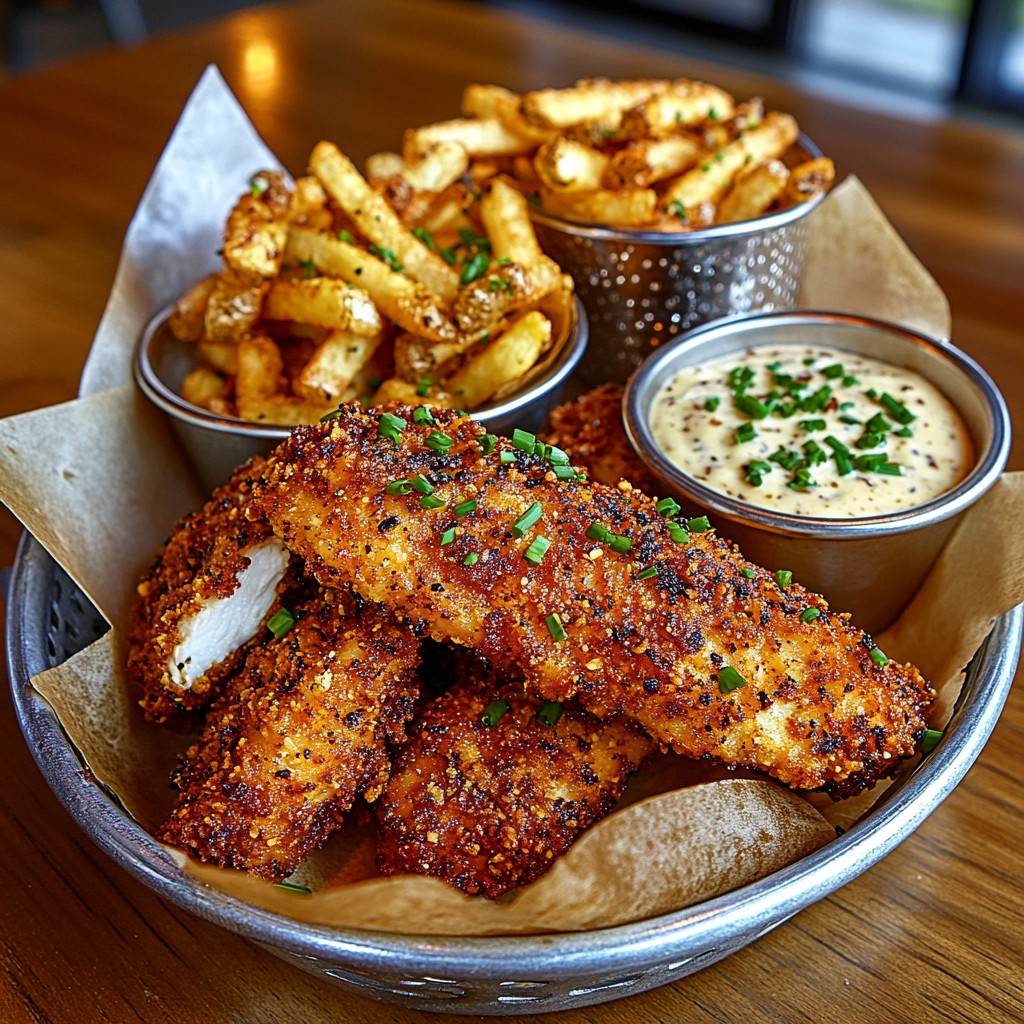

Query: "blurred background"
(3, 0), (1023, 122)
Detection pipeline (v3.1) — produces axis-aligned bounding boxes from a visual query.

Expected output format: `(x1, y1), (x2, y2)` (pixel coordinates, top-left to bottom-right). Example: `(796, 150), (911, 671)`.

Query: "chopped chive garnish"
(842, 375), (859, 387)
(524, 535), (551, 565)
(544, 445), (571, 466)
(865, 412), (892, 434)
(512, 501), (543, 537)
(440, 527), (456, 546)
(921, 728), (943, 754)
(704, 396), (720, 412)
(419, 494), (446, 510)
(667, 521), (690, 544)
(385, 479), (413, 495)
(855, 432), (887, 450)
(656, 497), (681, 517)
(424, 430), (454, 452)
(729, 366), (755, 391)
(454, 498), (478, 518)
(877, 462), (902, 476)
(415, 378), (431, 397)
(880, 392), (916, 425)
(800, 385), (833, 413)
(249, 174), (268, 195)
(803, 440), (826, 466)
(411, 474), (434, 494)
(799, 418), (827, 432)
(609, 533), (632, 553)
(553, 464), (579, 480)
(854, 453), (888, 472)
(744, 460), (771, 486)
(477, 433), (498, 455)
(412, 405), (435, 426)
(412, 226), (435, 250)
(275, 880), (312, 894)
(481, 699), (510, 726)
(463, 551), (479, 566)
(686, 516), (711, 533)
(337, 229), (354, 244)
(717, 666), (747, 694)
(538, 700), (563, 726)
(800, 607), (821, 623)
(512, 428), (536, 453)
(377, 411), (407, 442)
(499, 450), (517, 464)
(586, 522), (612, 543)
(895, 426), (914, 438)
(319, 407), (343, 422)
(267, 608), (295, 639)
(545, 613), (567, 641)
(735, 422), (758, 444)
(637, 564), (659, 581)
(741, 567), (756, 579)
(460, 251), (490, 285)
(788, 468), (815, 491)
(869, 647), (890, 667)
(821, 363), (845, 379)
(770, 448), (802, 471)
(735, 394), (773, 420)
(775, 569), (793, 587)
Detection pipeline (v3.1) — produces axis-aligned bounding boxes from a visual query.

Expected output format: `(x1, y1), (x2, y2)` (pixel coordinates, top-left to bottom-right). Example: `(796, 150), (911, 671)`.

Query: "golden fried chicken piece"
(542, 382), (662, 494)
(161, 591), (421, 881)
(248, 405), (934, 799)
(376, 682), (657, 898)
(127, 457), (296, 725)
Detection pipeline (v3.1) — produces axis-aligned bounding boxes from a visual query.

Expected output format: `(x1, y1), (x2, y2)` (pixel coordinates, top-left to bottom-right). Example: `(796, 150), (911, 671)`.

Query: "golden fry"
(222, 171), (291, 280)
(263, 277), (383, 336)
(403, 117), (535, 162)
(534, 136), (610, 191)
(521, 78), (668, 129)
(786, 157), (836, 203)
(203, 272), (268, 342)
(168, 274), (218, 343)
(715, 158), (789, 225)
(294, 329), (384, 403)
(540, 186), (658, 228)
(603, 135), (702, 188)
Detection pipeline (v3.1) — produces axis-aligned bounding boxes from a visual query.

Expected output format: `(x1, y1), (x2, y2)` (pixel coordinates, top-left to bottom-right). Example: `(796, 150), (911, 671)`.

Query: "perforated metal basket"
(6, 532), (1020, 1015)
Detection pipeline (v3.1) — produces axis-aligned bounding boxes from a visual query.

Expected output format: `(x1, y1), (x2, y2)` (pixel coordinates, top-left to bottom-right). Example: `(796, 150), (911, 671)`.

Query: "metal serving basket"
(7, 532), (1021, 1015)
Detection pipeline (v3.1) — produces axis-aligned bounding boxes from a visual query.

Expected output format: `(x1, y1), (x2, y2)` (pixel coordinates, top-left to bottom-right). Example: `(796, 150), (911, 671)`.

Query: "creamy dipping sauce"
(649, 344), (974, 517)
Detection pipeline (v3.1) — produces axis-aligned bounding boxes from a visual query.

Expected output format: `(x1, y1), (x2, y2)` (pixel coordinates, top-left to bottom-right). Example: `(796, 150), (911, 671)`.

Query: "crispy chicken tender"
(127, 458), (295, 725)
(376, 682), (657, 898)
(161, 592), (421, 881)
(248, 405), (934, 799)
(542, 382), (661, 494)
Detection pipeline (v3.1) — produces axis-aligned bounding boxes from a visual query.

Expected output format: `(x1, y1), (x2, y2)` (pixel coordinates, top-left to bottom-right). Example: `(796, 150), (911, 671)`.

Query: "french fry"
(369, 376), (456, 408)
(310, 141), (461, 303)
(203, 273), (269, 342)
(222, 171), (291, 279)
(196, 337), (240, 376)
(400, 141), (470, 193)
(620, 80), (735, 138)
(451, 261), (533, 336)
(403, 117), (535, 162)
(534, 136), (610, 191)
(180, 365), (229, 411)
(715, 159), (789, 225)
(264, 277), (383, 336)
(604, 135), (702, 188)
(393, 332), (468, 384)
(365, 151), (406, 184)
(284, 227), (457, 343)
(461, 83), (555, 144)
(168, 274), (218, 343)
(235, 334), (284, 412)
(521, 78), (668, 129)
(540, 186), (658, 228)
(786, 157), (836, 203)
(445, 310), (551, 407)
(288, 175), (332, 229)
(294, 329), (384, 402)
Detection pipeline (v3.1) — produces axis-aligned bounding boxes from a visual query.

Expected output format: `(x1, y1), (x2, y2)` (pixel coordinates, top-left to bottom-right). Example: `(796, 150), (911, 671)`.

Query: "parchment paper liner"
(1, 66), (1020, 936)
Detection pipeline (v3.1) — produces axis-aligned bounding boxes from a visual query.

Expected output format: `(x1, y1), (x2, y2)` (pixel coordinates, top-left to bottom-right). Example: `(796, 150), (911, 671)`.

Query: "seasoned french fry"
(169, 274), (218, 343)
(715, 159), (789, 225)
(461, 83), (555, 144)
(180, 365), (229, 411)
(540, 186), (658, 228)
(369, 376), (456, 408)
(365, 151), (406, 184)
(393, 331), (469, 384)
(604, 135), (703, 188)
(294, 329), (384, 402)
(400, 141), (470, 193)
(521, 78), (668, 129)
(222, 170), (291, 279)
(288, 175), (332, 229)
(403, 117), (535, 162)
(196, 337), (239, 376)
(445, 311), (551, 407)
(235, 335), (284, 409)
(310, 141), (461, 303)
(452, 261), (533, 336)
(203, 273), (269, 342)
(284, 227), (456, 343)
(264, 277), (383, 336)
(534, 136), (610, 191)
(786, 157), (836, 203)
(620, 80), (735, 138)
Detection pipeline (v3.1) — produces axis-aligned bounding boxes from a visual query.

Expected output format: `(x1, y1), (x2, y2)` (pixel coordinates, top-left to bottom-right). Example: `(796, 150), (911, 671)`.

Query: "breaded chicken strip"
(127, 457), (295, 724)
(161, 590), (421, 881)
(248, 405), (934, 799)
(376, 682), (657, 898)
(542, 382), (661, 493)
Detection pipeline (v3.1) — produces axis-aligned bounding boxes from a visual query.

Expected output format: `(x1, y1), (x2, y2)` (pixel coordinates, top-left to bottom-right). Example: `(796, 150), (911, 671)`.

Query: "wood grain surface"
(0, 1), (1021, 1021)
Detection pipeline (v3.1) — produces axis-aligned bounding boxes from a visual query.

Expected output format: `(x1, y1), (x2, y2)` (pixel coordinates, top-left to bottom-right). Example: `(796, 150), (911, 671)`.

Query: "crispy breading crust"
(376, 682), (657, 897)
(248, 404), (934, 799)
(160, 592), (421, 881)
(126, 457), (292, 725)
(541, 382), (662, 494)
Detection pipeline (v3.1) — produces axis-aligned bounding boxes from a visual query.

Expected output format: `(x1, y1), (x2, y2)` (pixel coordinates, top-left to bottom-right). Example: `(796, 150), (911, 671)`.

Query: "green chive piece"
(717, 666), (747, 694)
(512, 501), (543, 537)
(440, 527), (456, 546)
(460, 251), (490, 284)
(637, 565), (659, 580)
(411, 475), (434, 495)
(800, 607), (821, 623)
(545, 613), (568, 641)
(377, 411), (407, 442)
(775, 569), (793, 587)
(656, 496), (682, 517)
(880, 392), (916, 425)
(788, 468), (815, 491)
(586, 522), (611, 543)
(499, 450), (517, 464)
(463, 551), (480, 566)
(803, 440), (826, 466)
(454, 498), (478, 518)
(412, 405), (435, 426)
(275, 880), (312, 894)
(770, 448), (802, 471)
(735, 422), (758, 444)
(799, 418), (827, 432)
(821, 363), (845, 379)
(523, 535), (551, 565)
(385, 479), (413, 495)
(741, 568), (756, 579)
(921, 728), (943, 754)
(545, 445), (571, 466)
(481, 699), (510, 727)
(319, 407), (343, 422)
(667, 521), (690, 544)
(512, 428), (537, 453)
(869, 647), (890, 667)
(895, 426), (914, 438)
(853, 453), (888, 472)
(419, 494), (446, 510)
(704, 396), (720, 412)
(337, 229), (354, 244)
(553, 464), (579, 480)
(609, 533), (632, 554)
(412, 226), (435, 250)
(729, 366), (755, 391)
(842, 375), (859, 387)
(538, 700), (563, 726)
(744, 459), (772, 486)
(800, 385), (833, 413)
(424, 430), (454, 452)
(735, 394), (772, 420)
(877, 462), (902, 476)
(477, 433), (498, 456)
(249, 174), (268, 195)
(267, 608), (295, 639)
(686, 516), (711, 533)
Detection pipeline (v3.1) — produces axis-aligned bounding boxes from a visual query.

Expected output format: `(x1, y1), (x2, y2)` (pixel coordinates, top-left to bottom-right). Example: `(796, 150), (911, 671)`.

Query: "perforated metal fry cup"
(531, 135), (826, 387)
(623, 311), (1012, 633)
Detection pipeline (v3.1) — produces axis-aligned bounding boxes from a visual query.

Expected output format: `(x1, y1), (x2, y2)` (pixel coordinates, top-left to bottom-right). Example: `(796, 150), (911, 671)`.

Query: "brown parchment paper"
(2, 67), (1021, 936)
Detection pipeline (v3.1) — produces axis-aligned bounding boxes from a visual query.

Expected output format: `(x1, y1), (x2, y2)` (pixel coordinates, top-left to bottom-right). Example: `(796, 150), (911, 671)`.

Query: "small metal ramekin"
(134, 300), (588, 490)
(623, 311), (1011, 633)
(532, 135), (825, 387)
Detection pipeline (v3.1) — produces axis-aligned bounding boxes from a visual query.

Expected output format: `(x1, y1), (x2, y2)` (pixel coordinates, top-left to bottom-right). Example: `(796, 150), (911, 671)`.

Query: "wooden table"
(1, 1), (1021, 1021)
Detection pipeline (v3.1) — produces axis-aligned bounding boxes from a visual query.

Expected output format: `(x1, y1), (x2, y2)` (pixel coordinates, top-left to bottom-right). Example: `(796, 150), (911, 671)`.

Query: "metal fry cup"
(532, 135), (826, 387)
(623, 311), (1011, 633)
